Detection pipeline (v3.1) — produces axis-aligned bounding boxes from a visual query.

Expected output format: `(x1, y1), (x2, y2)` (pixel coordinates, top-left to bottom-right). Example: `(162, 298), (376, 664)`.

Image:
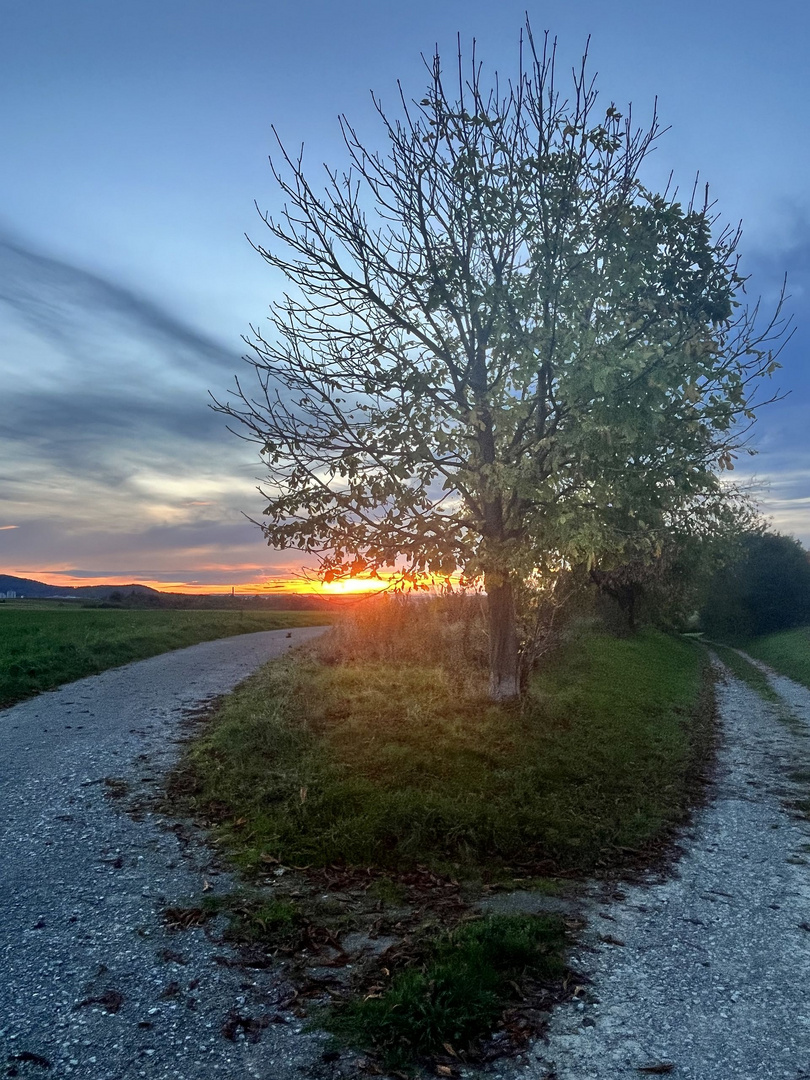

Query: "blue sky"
(0, 0), (808, 589)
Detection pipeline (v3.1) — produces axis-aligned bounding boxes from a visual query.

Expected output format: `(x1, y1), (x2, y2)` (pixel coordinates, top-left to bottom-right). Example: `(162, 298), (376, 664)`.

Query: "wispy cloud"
(0, 235), (235, 377)
(1, 224), (809, 584)
(0, 234), (291, 583)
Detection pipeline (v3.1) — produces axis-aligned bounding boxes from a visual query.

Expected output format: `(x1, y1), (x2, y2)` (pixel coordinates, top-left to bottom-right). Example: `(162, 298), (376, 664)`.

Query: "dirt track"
(4, 636), (810, 1079)
(0, 627), (332, 1080)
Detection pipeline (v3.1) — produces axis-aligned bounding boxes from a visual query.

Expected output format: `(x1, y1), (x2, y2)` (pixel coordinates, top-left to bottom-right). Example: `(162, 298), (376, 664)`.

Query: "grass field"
(744, 627), (810, 690)
(174, 624), (711, 878)
(0, 607), (331, 708)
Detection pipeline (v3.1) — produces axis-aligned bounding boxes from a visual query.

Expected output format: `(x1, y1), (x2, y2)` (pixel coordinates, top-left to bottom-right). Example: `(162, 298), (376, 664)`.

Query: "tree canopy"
(702, 531), (810, 640)
(217, 26), (787, 698)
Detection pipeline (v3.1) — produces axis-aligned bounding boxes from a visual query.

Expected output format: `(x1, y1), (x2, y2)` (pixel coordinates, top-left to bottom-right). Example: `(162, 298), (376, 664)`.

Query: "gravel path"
(6, 636), (810, 1080)
(504, 659), (810, 1080)
(0, 627), (333, 1080)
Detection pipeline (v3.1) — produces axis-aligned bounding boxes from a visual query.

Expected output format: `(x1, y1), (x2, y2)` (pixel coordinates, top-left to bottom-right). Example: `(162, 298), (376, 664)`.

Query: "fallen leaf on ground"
(75, 989), (125, 1014)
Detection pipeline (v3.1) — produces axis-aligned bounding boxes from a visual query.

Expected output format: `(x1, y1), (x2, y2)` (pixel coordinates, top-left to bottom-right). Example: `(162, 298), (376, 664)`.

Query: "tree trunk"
(626, 586), (637, 632)
(486, 575), (520, 702)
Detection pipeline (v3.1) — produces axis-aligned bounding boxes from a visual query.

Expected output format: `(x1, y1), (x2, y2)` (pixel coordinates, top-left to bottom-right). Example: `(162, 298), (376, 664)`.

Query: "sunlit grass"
(173, 625), (710, 877)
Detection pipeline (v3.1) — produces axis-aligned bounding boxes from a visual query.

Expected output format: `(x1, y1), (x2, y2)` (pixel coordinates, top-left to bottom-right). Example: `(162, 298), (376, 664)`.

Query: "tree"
(702, 531), (810, 639)
(589, 486), (760, 630)
(217, 25), (787, 700)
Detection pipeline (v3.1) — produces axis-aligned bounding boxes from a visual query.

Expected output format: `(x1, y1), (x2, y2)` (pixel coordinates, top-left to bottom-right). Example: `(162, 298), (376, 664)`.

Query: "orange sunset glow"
(9, 570), (393, 597)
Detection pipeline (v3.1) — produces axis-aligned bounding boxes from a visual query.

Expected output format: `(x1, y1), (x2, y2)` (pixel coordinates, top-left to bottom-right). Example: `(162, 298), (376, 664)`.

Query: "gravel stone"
(0, 627), (335, 1080)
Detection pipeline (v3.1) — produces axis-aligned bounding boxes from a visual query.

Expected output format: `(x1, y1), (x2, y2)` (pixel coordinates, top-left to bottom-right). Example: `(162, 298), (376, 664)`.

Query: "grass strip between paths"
(0, 608), (331, 708)
(325, 913), (567, 1070)
(166, 624), (712, 1069)
(711, 643), (782, 703)
(743, 627), (810, 690)
(172, 627), (712, 879)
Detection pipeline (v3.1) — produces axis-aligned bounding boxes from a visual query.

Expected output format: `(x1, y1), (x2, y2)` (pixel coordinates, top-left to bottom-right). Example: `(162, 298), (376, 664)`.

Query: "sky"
(0, 0), (808, 593)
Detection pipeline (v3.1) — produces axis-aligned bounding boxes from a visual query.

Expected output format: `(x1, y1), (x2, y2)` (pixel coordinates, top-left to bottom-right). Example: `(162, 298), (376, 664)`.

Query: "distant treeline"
(568, 528), (810, 646)
(8, 529), (808, 640)
(0, 573), (336, 611)
(87, 589), (334, 611)
(700, 532), (810, 641)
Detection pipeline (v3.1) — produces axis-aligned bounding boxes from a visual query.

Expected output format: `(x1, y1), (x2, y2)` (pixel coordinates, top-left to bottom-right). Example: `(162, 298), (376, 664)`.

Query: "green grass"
(167, 619), (712, 1070)
(744, 627), (810, 690)
(204, 891), (301, 943)
(326, 913), (566, 1068)
(173, 627), (710, 877)
(164, 890), (305, 948)
(0, 608), (331, 708)
(711, 643), (782, 703)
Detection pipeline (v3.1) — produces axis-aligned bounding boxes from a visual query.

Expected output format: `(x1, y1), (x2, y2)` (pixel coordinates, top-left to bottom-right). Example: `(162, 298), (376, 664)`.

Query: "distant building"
(0, 590), (15, 599)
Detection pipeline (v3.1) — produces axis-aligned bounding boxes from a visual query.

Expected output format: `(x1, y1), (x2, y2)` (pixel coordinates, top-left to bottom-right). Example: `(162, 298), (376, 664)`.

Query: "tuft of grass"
(171, 627), (710, 877)
(170, 891), (303, 947)
(326, 914), (566, 1068)
(366, 876), (409, 907)
(223, 898), (300, 943)
(711, 644), (782, 703)
(744, 628), (810, 690)
(0, 608), (330, 707)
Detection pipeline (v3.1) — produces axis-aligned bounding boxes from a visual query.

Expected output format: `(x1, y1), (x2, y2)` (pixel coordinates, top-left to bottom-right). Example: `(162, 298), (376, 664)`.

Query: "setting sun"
(320, 576), (389, 596)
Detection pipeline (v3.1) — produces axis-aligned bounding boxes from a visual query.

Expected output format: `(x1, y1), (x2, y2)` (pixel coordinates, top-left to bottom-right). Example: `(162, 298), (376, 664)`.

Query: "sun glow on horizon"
(0, 569), (396, 596)
(3, 561), (470, 597)
(319, 576), (389, 595)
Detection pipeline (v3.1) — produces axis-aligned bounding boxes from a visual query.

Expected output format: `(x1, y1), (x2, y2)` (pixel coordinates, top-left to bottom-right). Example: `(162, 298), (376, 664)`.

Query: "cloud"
(0, 234), (295, 581)
(725, 217), (810, 543)
(0, 235), (235, 378)
(744, 215), (810, 393)
(2, 223), (809, 583)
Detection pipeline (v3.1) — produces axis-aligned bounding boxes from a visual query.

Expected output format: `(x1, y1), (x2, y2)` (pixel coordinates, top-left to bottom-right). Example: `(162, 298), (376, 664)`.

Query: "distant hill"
(0, 574), (331, 609)
(0, 574), (161, 600)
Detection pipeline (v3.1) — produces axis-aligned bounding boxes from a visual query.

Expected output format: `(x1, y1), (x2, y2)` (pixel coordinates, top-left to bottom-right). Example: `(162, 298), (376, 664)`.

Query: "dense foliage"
(701, 531), (810, 639)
